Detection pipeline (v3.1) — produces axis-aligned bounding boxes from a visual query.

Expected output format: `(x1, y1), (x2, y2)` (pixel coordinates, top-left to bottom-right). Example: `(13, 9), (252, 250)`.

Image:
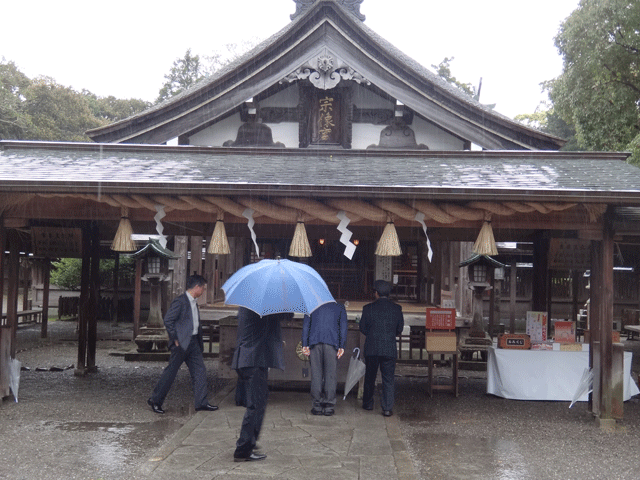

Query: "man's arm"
(359, 305), (370, 335)
(395, 305), (405, 336)
(302, 313), (311, 356)
(163, 296), (183, 347)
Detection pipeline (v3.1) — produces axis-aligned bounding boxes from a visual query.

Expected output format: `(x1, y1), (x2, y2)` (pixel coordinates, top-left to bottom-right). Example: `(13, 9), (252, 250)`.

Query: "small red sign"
(426, 308), (456, 330)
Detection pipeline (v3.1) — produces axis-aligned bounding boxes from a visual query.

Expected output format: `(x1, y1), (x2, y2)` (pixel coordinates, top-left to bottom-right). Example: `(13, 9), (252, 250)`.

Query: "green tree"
(550, 0), (640, 163)
(156, 41), (259, 104)
(432, 57), (477, 98)
(156, 49), (204, 103)
(51, 257), (135, 291)
(82, 91), (150, 123)
(0, 59), (33, 139)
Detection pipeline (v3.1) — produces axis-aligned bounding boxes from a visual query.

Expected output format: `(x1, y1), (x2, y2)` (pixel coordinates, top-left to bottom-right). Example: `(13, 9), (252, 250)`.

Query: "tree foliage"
(432, 57), (477, 98)
(0, 58), (150, 141)
(51, 257), (136, 291)
(549, 0), (640, 163)
(156, 41), (259, 104)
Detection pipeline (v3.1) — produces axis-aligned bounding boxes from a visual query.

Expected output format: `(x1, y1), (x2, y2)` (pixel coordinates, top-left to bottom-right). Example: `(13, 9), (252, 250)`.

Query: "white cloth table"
(487, 347), (640, 401)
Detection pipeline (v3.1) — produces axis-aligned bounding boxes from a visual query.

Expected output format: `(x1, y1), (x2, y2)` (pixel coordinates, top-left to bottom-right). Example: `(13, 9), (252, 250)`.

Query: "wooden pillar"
(133, 258), (142, 340)
(509, 263), (517, 333)
(112, 254), (120, 323)
(205, 250), (215, 304)
(76, 224), (91, 375)
(0, 218), (5, 325)
(191, 236), (203, 276)
(40, 259), (51, 338)
(532, 232), (549, 313)
(86, 222), (100, 372)
(172, 236), (188, 298)
(7, 231), (20, 358)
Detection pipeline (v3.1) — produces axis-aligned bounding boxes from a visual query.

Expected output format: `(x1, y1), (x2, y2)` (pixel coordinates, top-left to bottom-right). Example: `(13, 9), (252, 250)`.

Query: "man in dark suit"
(147, 274), (218, 414)
(302, 301), (348, 416)
(359, 279), (404, 417)
(232, 307), (286, 462)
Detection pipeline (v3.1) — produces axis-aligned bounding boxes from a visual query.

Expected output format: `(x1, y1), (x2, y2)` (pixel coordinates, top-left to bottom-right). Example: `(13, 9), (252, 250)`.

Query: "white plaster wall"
(412, 116), (465, 150)
(189, 113), (242, 146)
(260, 84), (299, 107)
(269, 123), (299, 147)
(352, 123), (388, 149)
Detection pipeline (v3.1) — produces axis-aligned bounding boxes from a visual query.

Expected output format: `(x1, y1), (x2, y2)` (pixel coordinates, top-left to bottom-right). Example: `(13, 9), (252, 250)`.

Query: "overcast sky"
(1, 0), (579, 119)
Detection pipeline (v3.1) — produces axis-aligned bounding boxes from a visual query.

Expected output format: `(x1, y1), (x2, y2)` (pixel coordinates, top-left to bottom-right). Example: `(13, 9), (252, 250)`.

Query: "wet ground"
(2, 320), (640, 479)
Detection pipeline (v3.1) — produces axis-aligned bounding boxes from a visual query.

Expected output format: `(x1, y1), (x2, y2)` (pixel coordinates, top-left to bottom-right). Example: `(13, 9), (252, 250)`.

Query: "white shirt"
(186, 290), (200, 335)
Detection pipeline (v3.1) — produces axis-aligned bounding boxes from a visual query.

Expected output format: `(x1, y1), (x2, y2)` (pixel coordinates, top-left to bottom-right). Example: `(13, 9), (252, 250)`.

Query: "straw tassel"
(208, 219), (230, 255)
(111, 206), (137, 252)
(473, 214), (498, 256)
(289, 221), (312, 257)
(375, 220), (402, 256)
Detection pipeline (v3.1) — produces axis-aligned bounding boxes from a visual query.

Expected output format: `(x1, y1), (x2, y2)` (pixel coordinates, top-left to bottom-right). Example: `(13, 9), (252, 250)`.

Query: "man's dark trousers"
(309, 343), (338, 412)
(362, 355), (396, 411)
(150, 335), (208, 409)
(234, 366), (268, 458)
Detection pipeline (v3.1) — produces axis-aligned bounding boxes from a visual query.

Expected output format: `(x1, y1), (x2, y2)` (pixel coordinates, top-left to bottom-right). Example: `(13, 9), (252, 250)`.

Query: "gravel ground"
(3, 320), (640, 480)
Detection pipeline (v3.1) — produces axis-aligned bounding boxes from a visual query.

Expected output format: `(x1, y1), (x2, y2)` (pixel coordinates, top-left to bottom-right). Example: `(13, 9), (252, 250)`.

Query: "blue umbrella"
(222, 258), (335, 316)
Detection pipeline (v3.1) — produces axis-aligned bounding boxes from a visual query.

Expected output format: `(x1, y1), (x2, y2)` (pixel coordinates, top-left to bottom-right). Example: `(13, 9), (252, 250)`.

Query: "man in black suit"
(359, 279), (404, 417)
(147, 274), (218, 414)
(232, 307), (286, 462)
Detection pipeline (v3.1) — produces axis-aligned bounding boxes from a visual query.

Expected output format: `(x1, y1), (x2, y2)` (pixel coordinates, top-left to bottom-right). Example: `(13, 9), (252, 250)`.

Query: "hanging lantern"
(111, 206), (136, 252)
(289, 221), (312, 257)
(473, 214), (498, 256)
(375, 220), (402, 256)
(208, 219), (230, 255)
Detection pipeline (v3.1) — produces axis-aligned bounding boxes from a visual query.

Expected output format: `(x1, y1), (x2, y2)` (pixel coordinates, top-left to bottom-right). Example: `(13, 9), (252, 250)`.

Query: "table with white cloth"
(487, 347), (640, 401)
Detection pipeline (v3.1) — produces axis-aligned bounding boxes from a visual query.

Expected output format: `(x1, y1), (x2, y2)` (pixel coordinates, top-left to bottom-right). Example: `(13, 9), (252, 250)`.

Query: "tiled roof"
(0, 141), (637, 204)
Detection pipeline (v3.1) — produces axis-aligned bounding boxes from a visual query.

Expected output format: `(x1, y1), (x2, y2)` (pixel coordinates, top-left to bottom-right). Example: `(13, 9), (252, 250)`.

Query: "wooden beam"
(75, 224), (91, 375)
(7, 230), (20, 359)
(86, 222), (100, 372)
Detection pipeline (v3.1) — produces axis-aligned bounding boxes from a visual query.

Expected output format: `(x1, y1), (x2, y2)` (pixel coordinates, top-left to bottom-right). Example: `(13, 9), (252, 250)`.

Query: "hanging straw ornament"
(289, 221), (312, 257)
(375, 217), (402, 256)
(208, 218), (230, 255)
(473, 213), (498, 256)
(111, 206), (137, 252)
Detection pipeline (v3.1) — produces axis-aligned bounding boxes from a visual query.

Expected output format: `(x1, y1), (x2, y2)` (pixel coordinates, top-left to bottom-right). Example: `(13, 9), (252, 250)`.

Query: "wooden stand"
(427, 351), (459, 397)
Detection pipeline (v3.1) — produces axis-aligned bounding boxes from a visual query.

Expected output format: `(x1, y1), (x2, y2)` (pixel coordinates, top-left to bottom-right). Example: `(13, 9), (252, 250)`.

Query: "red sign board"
(426, 308), (456, 330)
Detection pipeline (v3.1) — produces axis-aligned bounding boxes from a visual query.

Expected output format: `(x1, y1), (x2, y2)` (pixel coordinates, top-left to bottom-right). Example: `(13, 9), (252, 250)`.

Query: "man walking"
(232, 307), (287, 462)
(147, 274), (218, 414)
(359, 280), (404, 417)
(302, 301), (348, 416)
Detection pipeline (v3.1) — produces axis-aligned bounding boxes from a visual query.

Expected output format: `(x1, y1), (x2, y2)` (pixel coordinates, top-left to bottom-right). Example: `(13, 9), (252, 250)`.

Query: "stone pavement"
(135, 382), (419, 480)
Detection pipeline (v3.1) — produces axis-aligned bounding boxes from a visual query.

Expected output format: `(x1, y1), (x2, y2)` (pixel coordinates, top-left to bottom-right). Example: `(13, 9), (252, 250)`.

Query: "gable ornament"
(281, 49), (370, 90)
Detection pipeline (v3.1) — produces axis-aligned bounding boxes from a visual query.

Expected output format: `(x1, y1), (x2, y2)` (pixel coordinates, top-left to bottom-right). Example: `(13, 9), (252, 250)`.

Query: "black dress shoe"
(382, 410), (393, 417)
(147, 398), (164, 414)
(362, 405), (373, 411)
(323, 409), (334, 416)
(195, 403), (219, 412)
(311, 409), (323, 415)
(234, 452), (267, 462)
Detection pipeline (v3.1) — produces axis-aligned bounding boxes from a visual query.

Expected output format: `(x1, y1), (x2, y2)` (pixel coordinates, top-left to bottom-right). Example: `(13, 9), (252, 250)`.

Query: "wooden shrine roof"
(86, 1), (564, 151)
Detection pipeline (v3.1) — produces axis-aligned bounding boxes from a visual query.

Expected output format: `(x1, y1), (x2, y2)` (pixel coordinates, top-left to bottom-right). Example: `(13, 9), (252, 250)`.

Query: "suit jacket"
(302, 302), (348, 349)
(231, 307), (285, 370)
(359, 297), (404, 358)
(163, 293), (203, 352)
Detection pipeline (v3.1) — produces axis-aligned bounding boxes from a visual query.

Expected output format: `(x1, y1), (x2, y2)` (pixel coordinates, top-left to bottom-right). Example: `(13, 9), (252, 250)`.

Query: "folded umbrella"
(569, 367), (593, 408)
(343, 347), (366, 400)
(222, 258), (334, 316)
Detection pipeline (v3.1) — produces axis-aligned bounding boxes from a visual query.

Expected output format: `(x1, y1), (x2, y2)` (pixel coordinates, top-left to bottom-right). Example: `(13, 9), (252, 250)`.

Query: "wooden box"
(426, 331), (457, 352)
(498, 333), (531, 349)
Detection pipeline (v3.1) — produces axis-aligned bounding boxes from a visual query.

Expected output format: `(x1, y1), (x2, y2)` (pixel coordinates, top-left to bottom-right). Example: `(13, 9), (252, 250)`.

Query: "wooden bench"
(624, 324), (640, 340)
(0, 309), (43, 327)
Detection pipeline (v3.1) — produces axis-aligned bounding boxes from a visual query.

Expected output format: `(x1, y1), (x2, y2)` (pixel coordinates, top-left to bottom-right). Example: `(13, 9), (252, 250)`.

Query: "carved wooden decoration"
(282, 48), (369, 90)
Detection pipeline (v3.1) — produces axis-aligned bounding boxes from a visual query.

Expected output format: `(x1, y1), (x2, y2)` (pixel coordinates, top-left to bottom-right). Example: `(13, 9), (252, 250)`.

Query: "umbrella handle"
(352, 347), (360, 359)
